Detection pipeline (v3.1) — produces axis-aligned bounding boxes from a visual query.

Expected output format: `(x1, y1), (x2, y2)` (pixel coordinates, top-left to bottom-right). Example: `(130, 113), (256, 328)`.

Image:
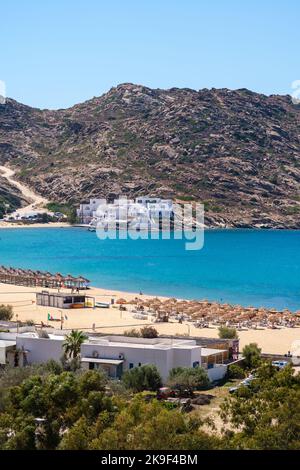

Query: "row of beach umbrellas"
(0, 265), (89, 289)
(117, 296), (300, 326)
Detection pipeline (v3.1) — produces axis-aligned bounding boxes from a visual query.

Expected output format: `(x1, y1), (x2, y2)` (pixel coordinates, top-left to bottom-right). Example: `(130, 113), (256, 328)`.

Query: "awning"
(81, 357), (124, 366)
(201, 348), (227, 357)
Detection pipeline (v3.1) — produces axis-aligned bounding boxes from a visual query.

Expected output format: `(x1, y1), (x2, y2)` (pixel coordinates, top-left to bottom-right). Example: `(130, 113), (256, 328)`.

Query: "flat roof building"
(36, 291), (95, 309)
(4, 332), (228, 382)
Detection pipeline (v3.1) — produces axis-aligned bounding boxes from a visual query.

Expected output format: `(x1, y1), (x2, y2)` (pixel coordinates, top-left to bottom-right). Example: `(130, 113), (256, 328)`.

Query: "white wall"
(207, 364), (227, 382)
(17, 336), (64, 364)
(0, 332), (17, 341)
(172, 347), (201, 369)
(81, 342), (202, 382)
(81, 343), (174, 381)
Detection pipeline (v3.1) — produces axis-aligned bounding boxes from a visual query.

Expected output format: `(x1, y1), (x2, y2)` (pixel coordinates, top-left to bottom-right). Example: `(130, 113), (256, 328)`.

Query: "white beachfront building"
(135, 197), (173, 218)
(0, 332), (228, 383)
(77, 196), (174, 228)
(76, 198), (107, 224)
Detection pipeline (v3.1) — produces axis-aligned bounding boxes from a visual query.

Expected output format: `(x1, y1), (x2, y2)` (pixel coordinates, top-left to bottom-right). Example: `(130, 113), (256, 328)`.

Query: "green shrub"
(45, 202), (78, 223)
(0, 305), (13, 321)
(227, 364), (245, 379)
(242, 343), (262, 369)
(122, 364), (162, 392)
(168, 367), (210, 392)
(218, 326), (238, 339)
(140, 326), (158, 338)
(124, 328), (141, 337)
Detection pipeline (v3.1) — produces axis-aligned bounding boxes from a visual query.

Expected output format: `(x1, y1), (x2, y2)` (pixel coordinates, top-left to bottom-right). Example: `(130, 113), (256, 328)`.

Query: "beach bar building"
(36, 291), (95, 309)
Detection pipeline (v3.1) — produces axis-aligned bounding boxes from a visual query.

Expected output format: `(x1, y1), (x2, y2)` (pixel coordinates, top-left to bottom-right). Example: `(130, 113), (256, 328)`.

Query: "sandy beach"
(0, 282), (299, 355)
(0, 222), (71, 229)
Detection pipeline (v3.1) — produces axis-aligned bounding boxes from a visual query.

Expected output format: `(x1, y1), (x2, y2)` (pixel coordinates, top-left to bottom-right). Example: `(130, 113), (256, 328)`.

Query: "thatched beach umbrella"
(74, 275), (90, 289)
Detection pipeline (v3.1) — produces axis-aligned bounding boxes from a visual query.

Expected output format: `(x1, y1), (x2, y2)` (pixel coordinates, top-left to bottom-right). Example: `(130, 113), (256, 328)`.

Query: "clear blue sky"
(1, 0), (299, 109)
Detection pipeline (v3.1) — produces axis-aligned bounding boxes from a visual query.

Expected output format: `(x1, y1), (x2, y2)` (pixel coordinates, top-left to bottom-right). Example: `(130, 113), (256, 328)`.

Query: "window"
(138, 362), (142, 367)
(193, 361), (200, 368)
(63, 296), (73, 304)
(129, 363), (134, 369)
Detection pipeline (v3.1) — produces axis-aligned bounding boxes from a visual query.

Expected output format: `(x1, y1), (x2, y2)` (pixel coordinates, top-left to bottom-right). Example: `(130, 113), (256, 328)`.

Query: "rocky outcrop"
(1, 83), (300, 227)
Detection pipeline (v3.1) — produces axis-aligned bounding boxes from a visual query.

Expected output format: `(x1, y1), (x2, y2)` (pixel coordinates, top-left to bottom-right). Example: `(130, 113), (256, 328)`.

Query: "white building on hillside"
(76, 197), (174, 227)
(77, 198), (106, 224)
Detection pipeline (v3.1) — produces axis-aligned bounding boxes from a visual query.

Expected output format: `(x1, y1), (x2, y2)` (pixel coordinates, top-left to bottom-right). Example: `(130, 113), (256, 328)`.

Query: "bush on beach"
(218, 326), (238, 339)
(140, 326), (158, 338)
(0, 304), (13, 321)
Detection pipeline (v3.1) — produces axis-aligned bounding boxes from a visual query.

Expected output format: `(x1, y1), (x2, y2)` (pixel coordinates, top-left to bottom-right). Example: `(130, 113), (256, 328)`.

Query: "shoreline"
(1, 221), (300, 231)
(0, 282), (299, 355)
(0, 222), (72, 229)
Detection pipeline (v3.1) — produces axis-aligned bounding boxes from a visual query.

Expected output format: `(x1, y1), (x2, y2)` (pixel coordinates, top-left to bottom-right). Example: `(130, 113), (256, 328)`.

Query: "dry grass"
(191, 379), (239, 434)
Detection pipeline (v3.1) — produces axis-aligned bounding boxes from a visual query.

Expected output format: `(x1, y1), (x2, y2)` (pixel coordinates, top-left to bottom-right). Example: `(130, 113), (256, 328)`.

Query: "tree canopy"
(122, 364), (162, 392)
(0, 304), (13, 321)
(242, 343), (262, 369)
(218, 326), (238, 339)
(0, 351), (299, 450)
(220, 362), (300, 449)
(167, 367), (209, 392)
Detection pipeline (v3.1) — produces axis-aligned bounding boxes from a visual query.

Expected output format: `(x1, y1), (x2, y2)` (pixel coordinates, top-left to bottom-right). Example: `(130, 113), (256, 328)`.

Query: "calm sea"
(0, 228), (300, 311)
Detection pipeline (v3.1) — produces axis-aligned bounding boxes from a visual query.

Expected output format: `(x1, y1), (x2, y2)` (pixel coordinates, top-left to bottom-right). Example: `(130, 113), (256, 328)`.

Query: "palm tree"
(62, 330), (87, 359)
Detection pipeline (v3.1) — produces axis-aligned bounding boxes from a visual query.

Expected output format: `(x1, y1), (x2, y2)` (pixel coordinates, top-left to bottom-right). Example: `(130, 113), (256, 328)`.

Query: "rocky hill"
(0, 176), (27, 218)
(1, 83), (300, 228)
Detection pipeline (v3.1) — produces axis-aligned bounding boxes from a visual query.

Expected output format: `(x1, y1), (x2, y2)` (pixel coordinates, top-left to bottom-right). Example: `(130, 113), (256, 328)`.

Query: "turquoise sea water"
(0, 228), (300, 311)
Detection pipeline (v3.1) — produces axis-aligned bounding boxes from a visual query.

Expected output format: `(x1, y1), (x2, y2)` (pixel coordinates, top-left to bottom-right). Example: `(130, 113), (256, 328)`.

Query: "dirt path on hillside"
(0, 165), (49, 216)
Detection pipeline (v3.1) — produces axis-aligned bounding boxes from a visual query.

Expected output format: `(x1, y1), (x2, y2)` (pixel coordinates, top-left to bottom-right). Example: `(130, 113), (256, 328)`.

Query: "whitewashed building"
(80, 336), (227, 382)
(77, 196), (174, 228)
(0, 332), (228, 382)
(77, 198), (106, 224)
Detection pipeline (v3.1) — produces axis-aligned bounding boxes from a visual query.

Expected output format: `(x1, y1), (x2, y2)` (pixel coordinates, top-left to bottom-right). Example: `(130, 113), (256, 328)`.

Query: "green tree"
(242, 343), (261, 369)
(122, 365), (162, 392)
(67, 207), (78, 224)
(220, 363), (300, 449)
(78, 370), (107, 395)
(227, 364), (245, 379)
(89, 396), (221, 450)
(46, 202), (77, 224)
(62, 330), (87, 359)
(167, 367), (209, 393)
(58, 417), (91, 450)
(218, 326), (238, 339)
(42, 359), (64, 375)
(0, 369), (115, 450)
(0, 304), (13, 321)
